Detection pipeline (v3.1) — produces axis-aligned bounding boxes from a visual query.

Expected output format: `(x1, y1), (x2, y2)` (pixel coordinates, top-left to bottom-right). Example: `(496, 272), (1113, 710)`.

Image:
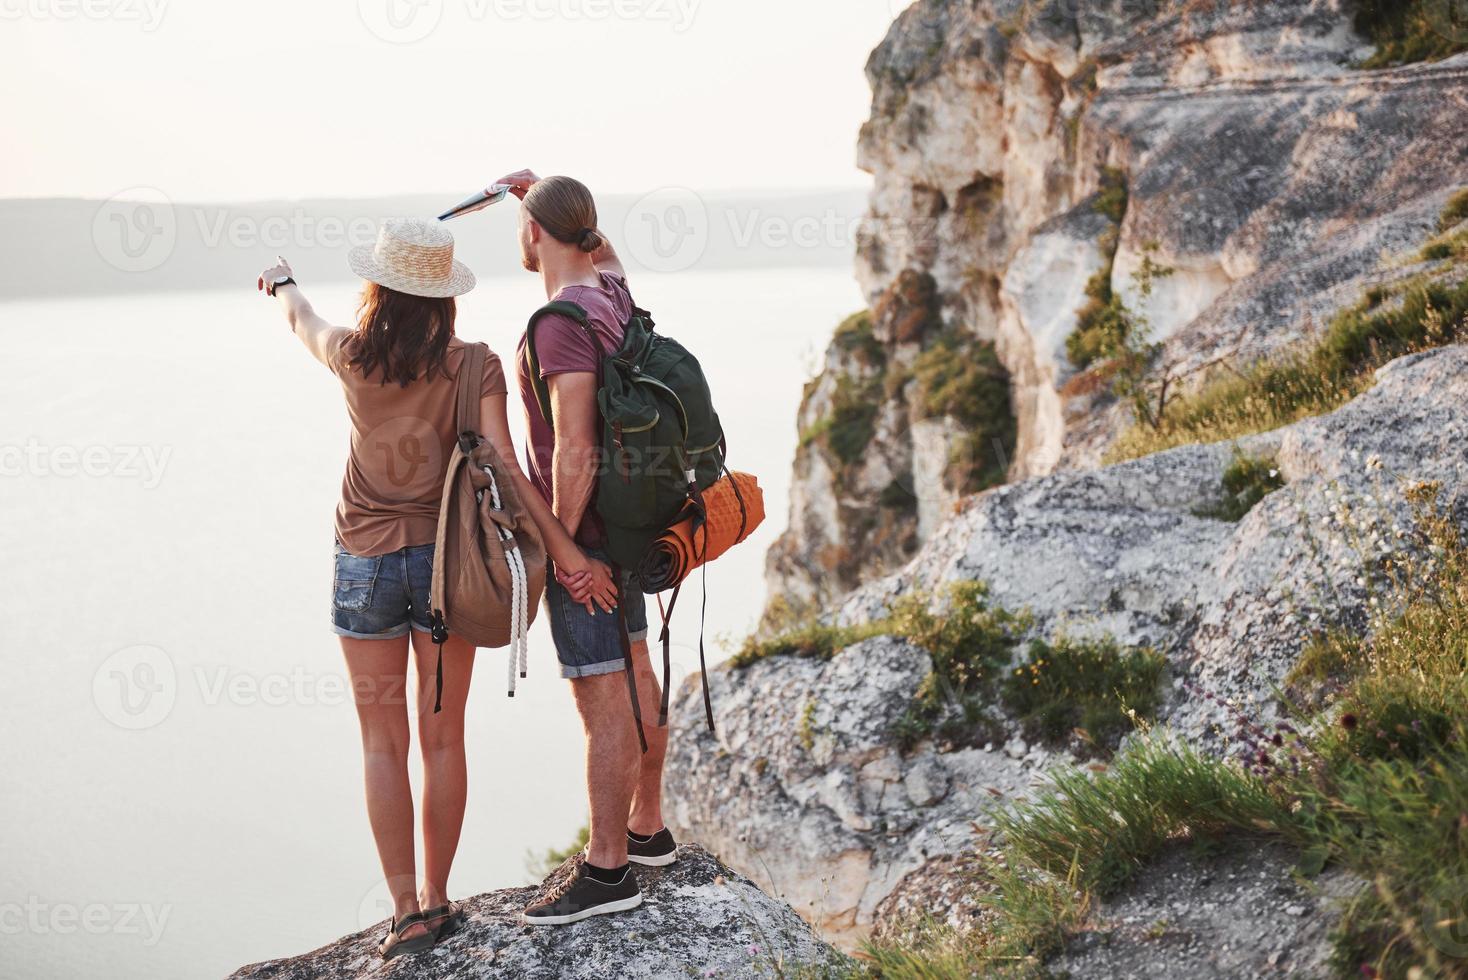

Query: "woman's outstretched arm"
(257, 256), (349, 368)
(478, 392), (617, 614)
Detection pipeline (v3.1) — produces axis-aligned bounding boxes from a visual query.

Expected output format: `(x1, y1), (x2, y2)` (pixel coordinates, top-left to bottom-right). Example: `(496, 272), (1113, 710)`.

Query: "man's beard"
(520, 246), (539, 273)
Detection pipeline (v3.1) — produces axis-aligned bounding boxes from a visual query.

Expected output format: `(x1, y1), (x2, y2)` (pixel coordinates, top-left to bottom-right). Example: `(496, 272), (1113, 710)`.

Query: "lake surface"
(0, 267), (862, 979)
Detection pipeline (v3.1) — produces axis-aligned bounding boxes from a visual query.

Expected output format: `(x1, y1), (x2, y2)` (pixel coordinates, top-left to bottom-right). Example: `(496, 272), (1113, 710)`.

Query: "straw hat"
(348, 217), (476, 298)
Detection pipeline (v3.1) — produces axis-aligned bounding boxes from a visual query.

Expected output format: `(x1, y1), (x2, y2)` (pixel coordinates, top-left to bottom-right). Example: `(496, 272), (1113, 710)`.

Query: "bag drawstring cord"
(483, 464), (530, 697)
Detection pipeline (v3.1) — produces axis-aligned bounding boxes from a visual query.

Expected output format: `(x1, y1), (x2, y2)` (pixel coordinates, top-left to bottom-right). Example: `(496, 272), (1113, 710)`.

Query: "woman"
(257, 217), (617, 959)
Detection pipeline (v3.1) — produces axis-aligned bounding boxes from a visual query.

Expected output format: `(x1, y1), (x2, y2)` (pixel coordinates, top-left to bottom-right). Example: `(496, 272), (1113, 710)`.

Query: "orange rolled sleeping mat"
(636, 472), (765, 593)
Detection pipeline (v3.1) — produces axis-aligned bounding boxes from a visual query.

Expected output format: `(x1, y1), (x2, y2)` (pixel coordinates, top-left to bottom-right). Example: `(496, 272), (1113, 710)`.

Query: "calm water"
(0, 267), (862, 979)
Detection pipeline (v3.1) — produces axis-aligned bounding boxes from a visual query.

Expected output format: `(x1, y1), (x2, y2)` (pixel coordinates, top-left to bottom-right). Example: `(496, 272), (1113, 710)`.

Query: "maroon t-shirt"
(514, 271), (634, 544)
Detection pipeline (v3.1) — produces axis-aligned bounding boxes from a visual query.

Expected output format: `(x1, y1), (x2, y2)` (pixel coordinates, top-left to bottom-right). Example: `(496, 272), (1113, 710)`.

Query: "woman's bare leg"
(341, 635), (427, 939)
(411, 630), (475, 912)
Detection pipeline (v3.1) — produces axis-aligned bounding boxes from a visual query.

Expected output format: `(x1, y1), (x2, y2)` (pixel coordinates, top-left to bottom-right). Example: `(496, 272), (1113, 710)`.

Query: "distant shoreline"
(0, 188), (869, 301)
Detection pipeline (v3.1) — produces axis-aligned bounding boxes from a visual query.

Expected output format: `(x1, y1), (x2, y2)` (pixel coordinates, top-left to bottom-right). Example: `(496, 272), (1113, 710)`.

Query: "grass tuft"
(1194, 452), (1286, 522)
(1108, 275), (1468, 462)
(1000, 636), (1166, 751)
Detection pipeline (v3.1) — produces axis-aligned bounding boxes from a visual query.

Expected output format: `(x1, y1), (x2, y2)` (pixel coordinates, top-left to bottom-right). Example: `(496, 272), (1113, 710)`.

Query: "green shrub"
(888, 582), (1030, 749)
(1066, 268), (1130, 368)
(1066, 169), (1130, 369)
(823, 374), (882, 466)
(1353, 0), (1468, 68)
(1109, 275), (1468, 461)
(524, 824), (589, 880)
(1441, 188), (1468, 232)
(832, 310), (885, 367)
(1092, 166), (1128, 224)
(1000, 636), (1165, 750)
(729, 619), (886, 669)
(1285, 629), (1366, 688)
(910, 332), (1017, 492)
(1194, 452), (1286, 522)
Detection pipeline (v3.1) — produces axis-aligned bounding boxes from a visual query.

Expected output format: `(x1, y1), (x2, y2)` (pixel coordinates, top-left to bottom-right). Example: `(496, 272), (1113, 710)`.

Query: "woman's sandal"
(422, 901), (465, 941)
(378, 911), (435, 960)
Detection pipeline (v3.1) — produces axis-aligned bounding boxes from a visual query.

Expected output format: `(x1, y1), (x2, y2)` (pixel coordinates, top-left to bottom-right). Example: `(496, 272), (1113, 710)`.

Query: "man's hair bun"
(578, 228), (604, 253)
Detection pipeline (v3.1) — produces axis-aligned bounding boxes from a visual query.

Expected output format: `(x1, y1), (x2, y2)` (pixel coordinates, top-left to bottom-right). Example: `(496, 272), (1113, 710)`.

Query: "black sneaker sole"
(520, 892), (643, 926)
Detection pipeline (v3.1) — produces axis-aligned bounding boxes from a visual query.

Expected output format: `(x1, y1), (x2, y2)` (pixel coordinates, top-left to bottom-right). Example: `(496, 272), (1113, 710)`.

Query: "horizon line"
(0, 183), (874, 209)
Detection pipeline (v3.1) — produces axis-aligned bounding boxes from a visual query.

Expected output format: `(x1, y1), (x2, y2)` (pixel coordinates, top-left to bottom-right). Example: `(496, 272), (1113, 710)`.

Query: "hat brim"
(347, 244), (476, 298)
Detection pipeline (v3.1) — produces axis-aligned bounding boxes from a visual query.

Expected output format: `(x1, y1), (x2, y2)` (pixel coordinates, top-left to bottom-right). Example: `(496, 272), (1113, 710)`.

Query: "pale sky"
(2, 0), (909, 203)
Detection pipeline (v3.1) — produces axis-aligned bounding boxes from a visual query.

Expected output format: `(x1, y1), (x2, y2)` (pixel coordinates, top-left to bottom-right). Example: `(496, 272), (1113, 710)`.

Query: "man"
(496, 170), (678, 925)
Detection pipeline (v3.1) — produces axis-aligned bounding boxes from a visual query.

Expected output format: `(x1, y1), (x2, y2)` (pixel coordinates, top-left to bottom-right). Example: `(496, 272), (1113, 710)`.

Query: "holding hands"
(556, 553), (619, 615)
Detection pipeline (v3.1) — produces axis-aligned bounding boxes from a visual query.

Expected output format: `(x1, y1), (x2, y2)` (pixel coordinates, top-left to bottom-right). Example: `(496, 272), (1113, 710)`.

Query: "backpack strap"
(612, 564), (649, 754)
(524, 301), (599, 427)
(429, 342), (490, 714)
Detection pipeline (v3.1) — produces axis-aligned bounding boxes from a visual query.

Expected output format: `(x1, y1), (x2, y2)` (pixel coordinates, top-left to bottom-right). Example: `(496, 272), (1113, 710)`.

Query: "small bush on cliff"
(1194, 452), (1286, 522)
(889, 582), (1030, 749)
(1000, 636), (1165, 751)
(1441, 189), (1468, 233)
(524, 824), (589, 880)
(910, 332), (1017, 492)
(1352, 0), (1468, 68)
(1108, 274), (1468, 461)
(1066, 167), (1131, 370)
(729, 618), (886, 669)
(808, 374), (883, 466)
(832, 310), (885, 367)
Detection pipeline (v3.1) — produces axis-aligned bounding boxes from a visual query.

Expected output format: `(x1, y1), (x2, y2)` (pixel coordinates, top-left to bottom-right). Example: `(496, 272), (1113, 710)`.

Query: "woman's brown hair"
(344, 282), (456, 387)
(523, 175), (605, 253)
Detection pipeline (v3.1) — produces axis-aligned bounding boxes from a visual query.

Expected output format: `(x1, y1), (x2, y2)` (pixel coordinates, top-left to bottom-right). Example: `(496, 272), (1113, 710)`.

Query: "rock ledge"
(229, 845), (841, 980)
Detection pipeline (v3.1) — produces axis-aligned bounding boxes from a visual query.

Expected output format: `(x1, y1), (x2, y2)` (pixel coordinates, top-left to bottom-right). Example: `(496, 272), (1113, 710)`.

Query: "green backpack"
(524, 300), (726, 740)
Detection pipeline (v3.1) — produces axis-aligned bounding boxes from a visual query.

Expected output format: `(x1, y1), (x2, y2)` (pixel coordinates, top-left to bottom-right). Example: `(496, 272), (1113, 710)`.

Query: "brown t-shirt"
(514, 272), (633, 544)
(328, 335), (508, 557)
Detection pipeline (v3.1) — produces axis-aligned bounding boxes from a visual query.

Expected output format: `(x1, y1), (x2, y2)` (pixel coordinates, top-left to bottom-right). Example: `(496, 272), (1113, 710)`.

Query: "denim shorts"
(330, 540), (436, 640)
(545, 551), (649, 679)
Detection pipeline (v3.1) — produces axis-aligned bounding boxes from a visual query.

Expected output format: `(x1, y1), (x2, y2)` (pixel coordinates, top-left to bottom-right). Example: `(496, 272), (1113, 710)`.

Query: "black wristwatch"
(266, 275), (295, 297)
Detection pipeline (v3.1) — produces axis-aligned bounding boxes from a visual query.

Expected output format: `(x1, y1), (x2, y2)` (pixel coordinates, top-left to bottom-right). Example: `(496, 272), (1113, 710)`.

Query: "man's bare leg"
(625, 640), (668, 837)
(571, 670), (641, 868)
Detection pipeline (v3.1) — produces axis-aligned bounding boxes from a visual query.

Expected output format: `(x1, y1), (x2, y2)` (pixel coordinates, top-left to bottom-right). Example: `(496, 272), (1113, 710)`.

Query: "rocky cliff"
(765, 0), (1468, 616)
(228, 846), (841, 979)
(680, 0), (1468, 966)
(672, 345), (1468, 950)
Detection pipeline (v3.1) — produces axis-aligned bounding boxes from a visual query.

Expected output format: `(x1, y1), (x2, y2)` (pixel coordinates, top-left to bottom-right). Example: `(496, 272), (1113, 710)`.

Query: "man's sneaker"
(521, 856), (642, 926)
(627, 828), (678, 867)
